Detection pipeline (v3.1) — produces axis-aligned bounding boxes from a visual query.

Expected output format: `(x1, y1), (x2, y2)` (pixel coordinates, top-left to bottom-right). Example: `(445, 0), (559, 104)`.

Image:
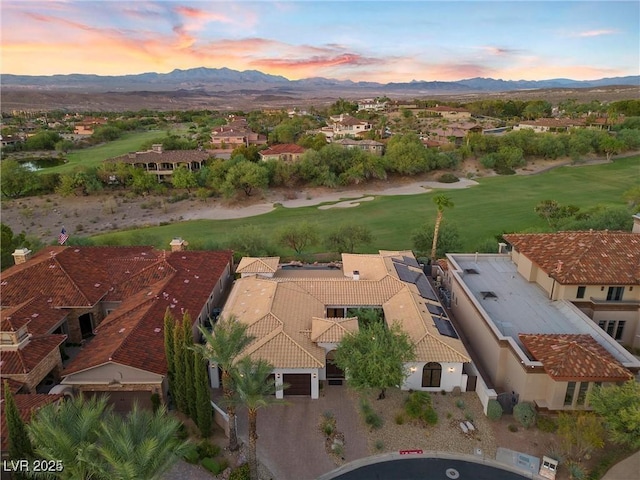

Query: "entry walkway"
(601, 450), (640, 480)
(236, 383), (369, 480)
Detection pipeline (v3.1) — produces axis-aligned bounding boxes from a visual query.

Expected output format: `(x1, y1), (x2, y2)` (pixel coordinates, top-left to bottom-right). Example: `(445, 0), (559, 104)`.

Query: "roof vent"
(12, 248), (32, 265)
(481, 291), (497, 299)
(170, 237), (188, 252)
(353, 270), (360, 281)
(464, 268), (479, 274)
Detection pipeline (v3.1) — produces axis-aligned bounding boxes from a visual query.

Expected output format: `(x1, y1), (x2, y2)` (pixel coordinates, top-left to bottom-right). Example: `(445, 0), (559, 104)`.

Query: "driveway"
(235, 383), (369, 480)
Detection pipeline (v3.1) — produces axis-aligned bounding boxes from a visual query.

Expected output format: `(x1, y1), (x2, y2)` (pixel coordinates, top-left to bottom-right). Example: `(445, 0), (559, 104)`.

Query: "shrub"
(177, 422), (189, 440)
(321, 420), (335, 437)
(374, 439), (385, 451)
(455, 399), (465, 409)
(405, 391), (431, 419)
(566, 461), (586, 480)
(537, 415), (558, 433)
(513, 402), (537, 429)
(183, 447), (199, 464)
(508, 424), (519, 432)
(438, 173), (460, 183)
(150, 393), (161, 413)
(322, 410), (334, 420)
(395, 413), (405, 425)
(422, 408), (438, 426)
(360, 398), (373, 414)
(197, 440), (221, 459)
(464, 411), (474, 422)
(365, 411), (383, 430)
(487, 399), (503, 421)
(202, 457), (229, 475)
(229, 464), (250, 480)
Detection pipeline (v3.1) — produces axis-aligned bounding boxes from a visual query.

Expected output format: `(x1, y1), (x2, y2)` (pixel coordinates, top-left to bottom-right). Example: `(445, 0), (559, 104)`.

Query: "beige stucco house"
(217, 251), (470, 399)
(440, 230), (639, 412)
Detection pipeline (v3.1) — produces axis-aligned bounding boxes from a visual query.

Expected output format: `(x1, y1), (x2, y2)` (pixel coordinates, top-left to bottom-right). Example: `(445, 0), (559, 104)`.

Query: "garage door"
(85, 391), (154, 412)
(282, 374), (311, 396)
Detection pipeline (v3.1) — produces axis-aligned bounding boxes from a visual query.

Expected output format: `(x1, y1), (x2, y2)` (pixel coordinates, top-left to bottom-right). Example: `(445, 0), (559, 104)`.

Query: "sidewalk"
(601, 450), (640, 480)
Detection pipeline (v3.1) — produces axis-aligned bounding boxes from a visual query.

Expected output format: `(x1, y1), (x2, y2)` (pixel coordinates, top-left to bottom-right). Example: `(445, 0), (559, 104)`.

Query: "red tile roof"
(1, 335), (66, 375)
(503, 231), (640, 285)
(0, 393), (63, 451)
(0, 297), (68, 335)
(260, 144), (306, 156)
(519, 333), (633, 381)
(63, 249), (233, 376)
(111, 149), (212, 165)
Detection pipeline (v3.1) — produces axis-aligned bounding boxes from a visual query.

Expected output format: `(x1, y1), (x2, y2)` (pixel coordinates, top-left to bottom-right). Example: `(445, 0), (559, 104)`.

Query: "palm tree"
(232, 357), (284, 480)
(194, 315), (254, 451)
(97, 403), (192, 480)
(431, 194), (454, 264)
(27, 395), (109, 479)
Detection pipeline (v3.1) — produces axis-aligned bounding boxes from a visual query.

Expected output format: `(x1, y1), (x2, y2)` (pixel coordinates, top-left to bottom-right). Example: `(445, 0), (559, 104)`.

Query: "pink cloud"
(173, 5), (231, 23)
(572, 29), (619, 38)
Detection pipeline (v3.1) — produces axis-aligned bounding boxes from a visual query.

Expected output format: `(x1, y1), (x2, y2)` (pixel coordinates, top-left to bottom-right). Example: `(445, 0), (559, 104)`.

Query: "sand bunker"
(317, 196), (375, 210)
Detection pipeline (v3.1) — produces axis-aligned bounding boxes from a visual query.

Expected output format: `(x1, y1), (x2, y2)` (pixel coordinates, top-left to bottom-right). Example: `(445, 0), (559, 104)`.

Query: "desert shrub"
(487, 399), (503, 421)
(405, 391), (437, 425)
(177, 422), (189, 440)
(455, 399), (465, 409)
(365, 411), (383, 430)
(202, 457), (228, 475)
(183, 448), (199, 464)
(197, 440), (221, 459)
(537, 415), (558, 433)
(332, 443), (344, 456)
(321, 419), (335, 437)
(395, 413), (405, 425)
(566, 461), (586, 480)
(374, 439), (385, 451)
(167, 192), (190, 203)
(322, 410), (334, 420)
(464, 411), (474, 422)
(360, 398), (373, 414)
(508, 424), (519, 432)
(229, 464), (250, 480)
(513, 402), (537, 429)
(438, 173), (460, 183)
(423, 408), (438, 425)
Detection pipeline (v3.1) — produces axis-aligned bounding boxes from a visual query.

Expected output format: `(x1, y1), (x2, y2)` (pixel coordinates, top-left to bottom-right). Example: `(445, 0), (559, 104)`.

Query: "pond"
(19, 157), (66, 170)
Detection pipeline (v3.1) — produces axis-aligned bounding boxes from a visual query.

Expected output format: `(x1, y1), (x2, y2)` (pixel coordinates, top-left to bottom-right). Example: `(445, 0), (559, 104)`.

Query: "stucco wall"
(402, 362), (466, 392)
(62, 362), (163, 385)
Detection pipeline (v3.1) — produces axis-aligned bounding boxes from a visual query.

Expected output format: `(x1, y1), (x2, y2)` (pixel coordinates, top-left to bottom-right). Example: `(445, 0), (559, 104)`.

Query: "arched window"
(422, 362), (442, 388)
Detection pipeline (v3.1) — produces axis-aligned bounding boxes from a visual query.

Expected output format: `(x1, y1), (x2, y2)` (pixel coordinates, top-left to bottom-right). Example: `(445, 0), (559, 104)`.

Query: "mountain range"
(3, 67), (639, 94)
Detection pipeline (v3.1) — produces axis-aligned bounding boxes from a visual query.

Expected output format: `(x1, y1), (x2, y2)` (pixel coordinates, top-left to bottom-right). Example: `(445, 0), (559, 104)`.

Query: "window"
(564, 381), (593, 407)
(576, 286), (586, 299)
(422, 362), (442, 388)
(606, 287), (624, 301)
(598, 320), (626, 340)
(564, 381), (576, 406)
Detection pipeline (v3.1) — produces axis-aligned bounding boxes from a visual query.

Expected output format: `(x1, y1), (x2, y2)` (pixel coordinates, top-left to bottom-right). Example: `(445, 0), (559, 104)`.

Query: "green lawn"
(45, 130), (166, 174)
(90, 156), (640, 255)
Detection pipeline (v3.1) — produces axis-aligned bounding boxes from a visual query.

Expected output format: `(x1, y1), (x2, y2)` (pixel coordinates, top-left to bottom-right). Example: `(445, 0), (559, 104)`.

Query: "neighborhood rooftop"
(449, 253), (638, 368)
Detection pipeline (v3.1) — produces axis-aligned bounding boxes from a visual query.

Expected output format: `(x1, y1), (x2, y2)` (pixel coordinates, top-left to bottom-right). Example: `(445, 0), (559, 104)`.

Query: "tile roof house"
(502, 231), (640, 348)
(440, 230), (639, 412)
(1, 241), (233, 411)
(258, 144), (306, 163)
(333, 138), (385, 156)
(210, 116), (267, 149)
(218, 251), (470, 399)
(109, 144), (212, 183)
(321, 114), (372, 140)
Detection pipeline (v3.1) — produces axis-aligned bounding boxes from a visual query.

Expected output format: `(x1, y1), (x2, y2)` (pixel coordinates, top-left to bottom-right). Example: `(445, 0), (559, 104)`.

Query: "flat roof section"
(450, 254), (636, 366)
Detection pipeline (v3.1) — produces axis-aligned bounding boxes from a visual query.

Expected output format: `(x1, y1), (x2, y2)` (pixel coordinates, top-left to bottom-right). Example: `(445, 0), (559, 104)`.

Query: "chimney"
(12, 248), (32, 265)
(151, 144), (163, 154)
(633, 214), (640, 234)
(498, 242), (507, 254)
(170, 238), (188, 252)
(352, 270), (360, 281)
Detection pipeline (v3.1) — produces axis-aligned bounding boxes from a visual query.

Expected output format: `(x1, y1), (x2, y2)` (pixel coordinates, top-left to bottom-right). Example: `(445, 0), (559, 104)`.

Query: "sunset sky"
(2, 1), (638, 83)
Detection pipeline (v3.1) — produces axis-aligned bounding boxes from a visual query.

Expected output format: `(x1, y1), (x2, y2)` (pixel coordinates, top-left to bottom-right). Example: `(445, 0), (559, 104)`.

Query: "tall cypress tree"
(182, 312), (196, 419)
(172, 316), (186, 413)
(163, 308), (175, 388)
(194, 349), (212, 437)
(4, 381), (34, 463)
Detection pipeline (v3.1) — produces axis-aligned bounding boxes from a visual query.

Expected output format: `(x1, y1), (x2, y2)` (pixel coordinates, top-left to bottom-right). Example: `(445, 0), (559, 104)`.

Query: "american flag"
(58, 228), (69, 245)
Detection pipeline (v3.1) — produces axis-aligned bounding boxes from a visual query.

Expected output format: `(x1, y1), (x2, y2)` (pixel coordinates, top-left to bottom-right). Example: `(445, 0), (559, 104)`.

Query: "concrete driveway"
(236, 383), (370, 480)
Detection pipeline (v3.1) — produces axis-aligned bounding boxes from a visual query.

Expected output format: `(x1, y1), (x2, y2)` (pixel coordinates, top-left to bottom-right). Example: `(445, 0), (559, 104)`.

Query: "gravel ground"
(357, 389), (497, 459)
